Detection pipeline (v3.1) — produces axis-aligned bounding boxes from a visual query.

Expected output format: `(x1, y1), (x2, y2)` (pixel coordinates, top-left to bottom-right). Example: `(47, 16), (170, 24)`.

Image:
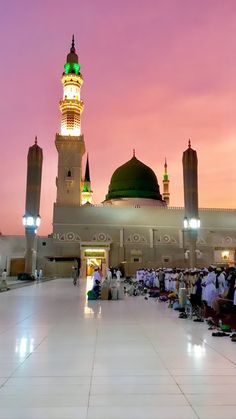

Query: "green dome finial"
(64, 35), (81, 75)
(71, 34), (75, 53)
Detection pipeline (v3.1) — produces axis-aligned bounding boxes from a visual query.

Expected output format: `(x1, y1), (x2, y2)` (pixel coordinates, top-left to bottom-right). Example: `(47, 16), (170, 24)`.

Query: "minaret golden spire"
(71, 34), (75, 52)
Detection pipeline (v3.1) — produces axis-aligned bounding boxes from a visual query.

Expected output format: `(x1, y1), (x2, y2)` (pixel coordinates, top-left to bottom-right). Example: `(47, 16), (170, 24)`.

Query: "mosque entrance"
(82, 247), (108, 277)
(86, 258), (102, 276)
(10, 258), (25, 276)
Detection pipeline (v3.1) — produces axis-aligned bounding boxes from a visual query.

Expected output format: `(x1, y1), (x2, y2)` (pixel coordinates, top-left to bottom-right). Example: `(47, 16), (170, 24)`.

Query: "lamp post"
(23, 215), (41, 230)
(22, 215), (41, 274)
(183, 217), (200, 268)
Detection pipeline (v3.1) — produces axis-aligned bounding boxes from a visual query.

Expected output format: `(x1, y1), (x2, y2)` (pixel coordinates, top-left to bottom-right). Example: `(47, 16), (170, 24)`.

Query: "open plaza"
(0, 276), (236, 419)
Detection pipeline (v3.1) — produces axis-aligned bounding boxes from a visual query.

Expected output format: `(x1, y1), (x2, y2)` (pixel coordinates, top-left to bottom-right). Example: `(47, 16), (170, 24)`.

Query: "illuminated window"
(221, 250), (230, 260)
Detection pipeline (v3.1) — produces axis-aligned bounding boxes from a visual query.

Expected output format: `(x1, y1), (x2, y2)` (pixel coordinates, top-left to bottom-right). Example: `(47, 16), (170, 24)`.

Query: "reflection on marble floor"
(0, 277), (236, 418)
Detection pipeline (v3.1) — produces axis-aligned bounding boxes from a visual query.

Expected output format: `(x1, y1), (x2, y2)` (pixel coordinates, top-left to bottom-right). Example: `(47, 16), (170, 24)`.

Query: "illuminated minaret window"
(162, 158), (170, 206)
(60, 35), (84, 136)
(55, 36), (85, 207)
(81, 154), (93, 205)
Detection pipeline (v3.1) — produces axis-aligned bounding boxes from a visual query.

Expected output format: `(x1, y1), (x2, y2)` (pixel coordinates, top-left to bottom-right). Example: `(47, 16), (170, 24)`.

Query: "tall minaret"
(182, 140), (200, 267)
(23, 137), (43, 273)
(81, 154), (93, 205)
(162, 158), (170, 206)
(183, 140), (199, 221)
(55, 36), (85, 206)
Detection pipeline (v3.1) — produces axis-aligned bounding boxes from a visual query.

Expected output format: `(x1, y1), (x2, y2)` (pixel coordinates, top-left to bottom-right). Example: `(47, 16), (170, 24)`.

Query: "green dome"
(106, 156), (163, 201)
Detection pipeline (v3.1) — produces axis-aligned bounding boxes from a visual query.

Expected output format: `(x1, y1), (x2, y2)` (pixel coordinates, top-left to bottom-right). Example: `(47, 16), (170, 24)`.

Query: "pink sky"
(1, 0), (236, 236)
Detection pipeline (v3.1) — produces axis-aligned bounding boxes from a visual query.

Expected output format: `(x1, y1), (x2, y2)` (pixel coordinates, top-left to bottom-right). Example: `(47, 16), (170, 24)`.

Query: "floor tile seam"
(86, 323), (99, 419)
(0, 311), (40, 337)
(184, 397), (236, 407)
(155, 309), (236, 366)
(137, 321), (201, 419)
(191, 329), (236, 368)
(178, 391), (236, 397)
(0, 285), (62, 336)
(0, 334), (50, 388)
(0, 277), (57, 293)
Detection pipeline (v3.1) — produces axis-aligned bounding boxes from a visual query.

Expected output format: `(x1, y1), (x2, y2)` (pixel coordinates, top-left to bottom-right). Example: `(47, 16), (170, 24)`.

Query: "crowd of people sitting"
(87, 264), (236, 341)
(135, 266), (236, 342)
(87, 267), (123, 300)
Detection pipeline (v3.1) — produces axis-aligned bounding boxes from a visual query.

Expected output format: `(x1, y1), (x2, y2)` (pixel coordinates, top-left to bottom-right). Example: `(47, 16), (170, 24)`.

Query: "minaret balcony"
(60, 99), (84, 113)
(62, 73), (83, 88)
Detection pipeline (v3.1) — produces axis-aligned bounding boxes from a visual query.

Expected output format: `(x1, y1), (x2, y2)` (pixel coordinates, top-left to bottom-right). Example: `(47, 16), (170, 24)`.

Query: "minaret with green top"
(81, 154), (93, 205)
(55, 36), (85, 207)
(162, 158), (170, 206)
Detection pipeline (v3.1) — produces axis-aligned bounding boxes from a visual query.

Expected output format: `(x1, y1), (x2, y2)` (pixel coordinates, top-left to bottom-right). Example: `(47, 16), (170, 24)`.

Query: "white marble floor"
(0, 278), (236, 419)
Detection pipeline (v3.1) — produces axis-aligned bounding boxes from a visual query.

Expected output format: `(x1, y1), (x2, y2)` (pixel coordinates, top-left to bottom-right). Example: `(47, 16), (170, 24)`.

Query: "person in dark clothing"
(93, 280), (101, 299)
(212, 274), (235, 315)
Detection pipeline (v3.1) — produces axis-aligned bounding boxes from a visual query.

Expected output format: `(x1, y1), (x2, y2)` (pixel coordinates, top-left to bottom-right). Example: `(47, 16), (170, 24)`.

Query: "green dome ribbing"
(105, 156), (163, 201)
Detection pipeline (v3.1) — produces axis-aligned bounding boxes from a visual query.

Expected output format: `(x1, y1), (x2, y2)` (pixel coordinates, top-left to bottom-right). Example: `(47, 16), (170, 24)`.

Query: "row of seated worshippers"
(176, 267), (236, 342)
(136, 267), (236, 317)
(135, 267), (202, 293)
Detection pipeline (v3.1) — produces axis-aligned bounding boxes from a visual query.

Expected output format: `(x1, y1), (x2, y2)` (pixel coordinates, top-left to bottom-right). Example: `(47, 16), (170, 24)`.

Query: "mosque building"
(0, 38), (236, 277)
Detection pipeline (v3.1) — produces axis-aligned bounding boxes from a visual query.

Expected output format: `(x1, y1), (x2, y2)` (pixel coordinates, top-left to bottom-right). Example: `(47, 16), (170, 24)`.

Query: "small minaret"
(23, 137), (43, 273)
(182, 140), (200, 267)
(81, 154), (93, 205)
(162, 158), (170, 206)
(55, 35), (85, 207)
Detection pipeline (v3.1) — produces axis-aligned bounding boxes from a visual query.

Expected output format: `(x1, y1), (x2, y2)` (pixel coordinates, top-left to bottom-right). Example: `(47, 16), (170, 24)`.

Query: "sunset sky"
(1, 0), (236, 236)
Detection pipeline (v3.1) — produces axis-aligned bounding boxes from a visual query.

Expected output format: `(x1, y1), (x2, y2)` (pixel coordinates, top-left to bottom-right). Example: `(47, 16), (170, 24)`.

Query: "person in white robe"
(106, 268), (112, 284)
(92, 268), (101, 287)
(215, 268), (226, 296)
(170, 270), (178, 292)
(0, 269), (9, 290)
(164, 270), (172, 291)
(202, 267), (216, 307)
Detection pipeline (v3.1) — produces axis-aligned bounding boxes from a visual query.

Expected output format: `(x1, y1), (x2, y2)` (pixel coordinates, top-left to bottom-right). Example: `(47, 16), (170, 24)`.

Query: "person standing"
(215, 268), (226, 296)
(202, 266), (216, 307)
(116, 268), (122, 281)
(1, 269), (10, 291)
(92, 267), (101, 287)
(107, 268), (112, 284)
(158, 269), (165, 292)
(72, 266), (78, 286)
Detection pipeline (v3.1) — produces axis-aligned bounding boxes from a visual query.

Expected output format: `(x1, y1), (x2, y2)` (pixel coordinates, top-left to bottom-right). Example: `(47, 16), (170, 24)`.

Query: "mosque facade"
(1, 39), (236, 277)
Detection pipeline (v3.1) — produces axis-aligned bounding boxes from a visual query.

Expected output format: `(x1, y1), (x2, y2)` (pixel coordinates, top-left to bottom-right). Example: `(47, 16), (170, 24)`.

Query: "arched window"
(67, 170), (71, 177)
